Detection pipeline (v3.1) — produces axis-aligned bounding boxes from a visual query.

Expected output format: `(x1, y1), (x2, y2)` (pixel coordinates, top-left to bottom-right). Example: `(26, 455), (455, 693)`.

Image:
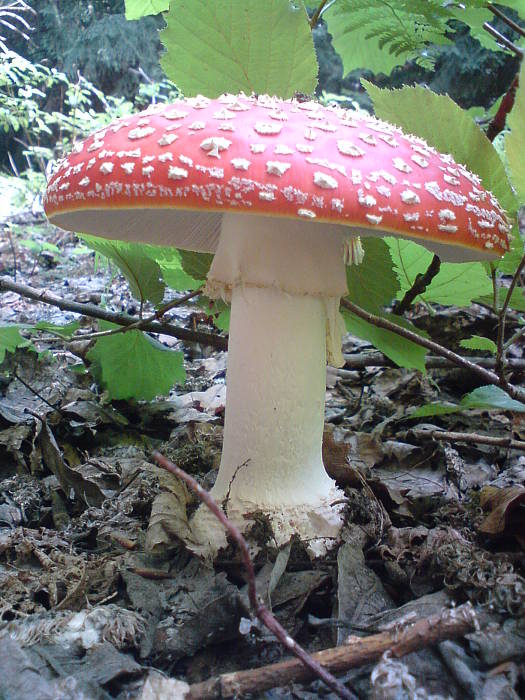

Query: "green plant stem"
(340, 298), (525, 405)
(0, 275), (227, 350)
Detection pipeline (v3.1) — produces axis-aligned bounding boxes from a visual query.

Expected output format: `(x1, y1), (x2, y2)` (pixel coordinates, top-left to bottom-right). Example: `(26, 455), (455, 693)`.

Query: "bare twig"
(340, 352), (525, 372)
(68, 287), (204, 342)
(392, 254), (441, 315)
(5, 225), (17, 281)
(483, 22), (524, 57)
(187, 603), (482, 699)
(495, 253), (525, 374)
(152, 452), (357, 700)
(487, 73), (520, 144)
(12, 371), (66, 416)
(0, 276), (227, 350)
(340, 298), (525, 404)
(487, 4), (525, 39)
(309, 0), (332, 28)
(403, 428), (525, 452)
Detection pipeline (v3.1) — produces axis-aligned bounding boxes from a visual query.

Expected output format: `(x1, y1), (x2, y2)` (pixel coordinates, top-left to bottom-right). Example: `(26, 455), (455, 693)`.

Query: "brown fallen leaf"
(478, 486), (525, 547)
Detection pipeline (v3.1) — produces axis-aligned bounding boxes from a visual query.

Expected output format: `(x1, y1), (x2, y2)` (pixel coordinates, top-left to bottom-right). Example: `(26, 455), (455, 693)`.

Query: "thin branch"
(310, 0), (331, 28)
(70, 287), (204, 342)
(187, 603), (482, 699)
(12, 371), (66, 417)
(392, 254), (441, 315)
(403, 428), (525, 452)
(483, 22), (524, 57)
(152, 452), (357, 700)
(487, 4), (525, 39)
(504, 325), (525, 350)
(340, 353), (525, 372)
(340, 298), (525, 404)
(0, 276), (227, 350)
(487, 73), (520, 142)
(495, 253), (525, 374)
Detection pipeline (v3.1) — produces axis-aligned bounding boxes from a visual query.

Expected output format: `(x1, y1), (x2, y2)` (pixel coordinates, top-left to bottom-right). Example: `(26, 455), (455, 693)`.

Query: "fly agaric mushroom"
(44, 94), (510, 554)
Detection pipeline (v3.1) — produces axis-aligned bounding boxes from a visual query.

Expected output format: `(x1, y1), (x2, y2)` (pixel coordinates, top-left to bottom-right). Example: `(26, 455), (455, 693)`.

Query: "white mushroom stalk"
(191, 213), (348, 552)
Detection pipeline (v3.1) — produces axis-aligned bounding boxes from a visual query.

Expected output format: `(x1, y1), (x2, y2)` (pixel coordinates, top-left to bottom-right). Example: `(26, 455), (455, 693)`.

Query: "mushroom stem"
(214, 284), (334, 505)
(192, 214), (348, 552)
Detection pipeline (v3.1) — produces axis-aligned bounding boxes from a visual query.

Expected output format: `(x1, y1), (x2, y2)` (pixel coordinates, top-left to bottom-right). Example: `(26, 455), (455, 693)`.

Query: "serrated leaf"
(198, 296), (230, 331)
(343, 239), (427, 370)
(364, 82), (517, 215)
(34, 321), (80, 340)
(449, 8), (499, 51)
(342, 310), (428, 371)
(346, 238), (399, 310)
(476, 287), (525, 313)
(124, 0), (168, 20)
(179, 249), (213, 281)
(497, 224), (524, 275)
(386, 238), (493, 306)
(148, 247), (203, 291)
(159, 0), (317, 98)
(324, 2), (404, 75)
(410, 384), (525, 418)
(0, 325), (31, 363)
(81, 235), (165, 305)
(459, 336), (497, 354)
(87, 321), (185, 400)
(506, 62), (525, 203)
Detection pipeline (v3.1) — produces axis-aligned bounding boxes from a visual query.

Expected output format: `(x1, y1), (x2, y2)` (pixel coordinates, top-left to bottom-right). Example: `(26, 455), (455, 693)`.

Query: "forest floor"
(0, 207), (524, 700)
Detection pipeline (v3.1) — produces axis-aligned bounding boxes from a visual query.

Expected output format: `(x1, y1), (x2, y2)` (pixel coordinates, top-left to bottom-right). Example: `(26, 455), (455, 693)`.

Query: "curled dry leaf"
(478, 486), (525, 547)
(145, 474), (195, 552)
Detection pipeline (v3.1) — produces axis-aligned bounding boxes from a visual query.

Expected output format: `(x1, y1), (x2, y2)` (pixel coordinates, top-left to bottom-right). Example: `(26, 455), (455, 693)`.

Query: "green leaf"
(459, 336), (497, 354)
(198, 296), (230, 331)
(386, 238), (493, 307)
(159, 0), (318, 98)
(346, 238), (399, 310)
(0, 325), (31, 363)
(506, 62), (525, 203)
(34, 321), (80, 340)
(324, 1), (405, 75)
(124, 0), (169, 20)
(476, 288), (525, 313)
(148, 248), (203, 291)
(80, 235), (165, 305)
(410, 385), (525, 417)
(178, 249), (213, 281)
(342, 310), (428, 371)
(343, 238), (427, 371)
(497, 224), (524, 275)
(364, 82), (517, 215)
(86, 321), (185, 401)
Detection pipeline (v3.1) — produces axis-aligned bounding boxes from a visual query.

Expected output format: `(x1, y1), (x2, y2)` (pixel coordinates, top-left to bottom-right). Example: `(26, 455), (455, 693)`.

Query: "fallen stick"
(153, 452), (357, 700)
(406, 428), (525, 452)
(187, 603), (481, 699)
(0, 275), (227, 350)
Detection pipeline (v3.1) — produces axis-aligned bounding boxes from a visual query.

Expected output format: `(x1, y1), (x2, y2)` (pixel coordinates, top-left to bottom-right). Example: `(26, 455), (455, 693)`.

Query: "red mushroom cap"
(44, 93), (511, 261)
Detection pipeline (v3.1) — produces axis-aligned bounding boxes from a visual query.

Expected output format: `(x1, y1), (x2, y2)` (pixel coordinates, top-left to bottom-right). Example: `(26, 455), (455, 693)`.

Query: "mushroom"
(44, 93), (510, 554)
